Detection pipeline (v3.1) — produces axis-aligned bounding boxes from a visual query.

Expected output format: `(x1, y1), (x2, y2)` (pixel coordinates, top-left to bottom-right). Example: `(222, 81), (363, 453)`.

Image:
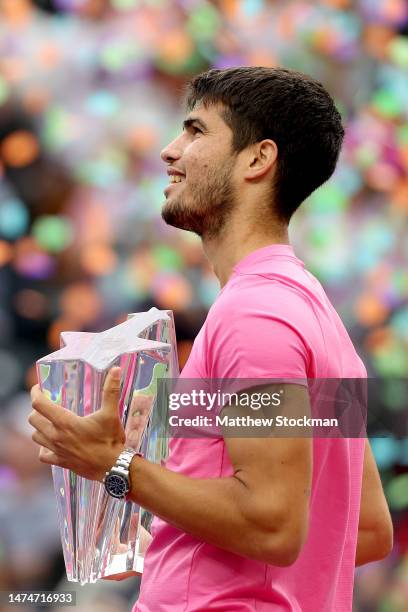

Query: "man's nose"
(160, 135), (183, 164)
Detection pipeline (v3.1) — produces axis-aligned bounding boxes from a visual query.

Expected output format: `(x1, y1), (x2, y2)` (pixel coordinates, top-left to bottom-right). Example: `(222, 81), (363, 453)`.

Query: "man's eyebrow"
(182, 117), (208, 131)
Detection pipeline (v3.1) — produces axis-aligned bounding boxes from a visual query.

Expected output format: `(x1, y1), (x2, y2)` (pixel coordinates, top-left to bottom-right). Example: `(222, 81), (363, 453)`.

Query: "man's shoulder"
(208, 273), (314, 323)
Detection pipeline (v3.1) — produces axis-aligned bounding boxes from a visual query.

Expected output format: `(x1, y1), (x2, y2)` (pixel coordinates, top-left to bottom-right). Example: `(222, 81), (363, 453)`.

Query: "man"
(29, 67), (393, 611)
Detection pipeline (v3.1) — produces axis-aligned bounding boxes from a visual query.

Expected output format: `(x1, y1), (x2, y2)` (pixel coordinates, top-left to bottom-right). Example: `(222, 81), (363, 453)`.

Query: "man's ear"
(245, 139), (278, 181)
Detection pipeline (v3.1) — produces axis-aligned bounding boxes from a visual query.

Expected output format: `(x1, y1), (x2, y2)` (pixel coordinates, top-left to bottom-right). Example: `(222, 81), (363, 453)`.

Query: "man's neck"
(202, 221), (290, 288)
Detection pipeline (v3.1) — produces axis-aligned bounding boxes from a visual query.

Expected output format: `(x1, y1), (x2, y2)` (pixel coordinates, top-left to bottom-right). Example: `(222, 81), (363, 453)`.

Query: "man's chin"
(161, 202), (203, 236)
(161, 201), (180, 228)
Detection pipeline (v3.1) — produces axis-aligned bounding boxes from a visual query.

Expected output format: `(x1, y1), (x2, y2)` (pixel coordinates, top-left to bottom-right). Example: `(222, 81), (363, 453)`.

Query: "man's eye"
(191, 126), (202, 135)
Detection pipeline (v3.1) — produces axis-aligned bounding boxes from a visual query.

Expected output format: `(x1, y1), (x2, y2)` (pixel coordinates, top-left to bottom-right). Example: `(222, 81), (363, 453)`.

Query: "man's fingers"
(32, 430), (58, 454)
(102, 571), (140, 581)
(28, 410), (56, 440)
(102, 367), (121, 413)
(39, 445), (62, 466)
(30, 385), (64, 425)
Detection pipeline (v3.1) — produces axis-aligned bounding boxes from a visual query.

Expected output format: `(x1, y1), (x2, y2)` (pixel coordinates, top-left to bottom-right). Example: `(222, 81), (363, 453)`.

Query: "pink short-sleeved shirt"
(134, 244), (366, 612)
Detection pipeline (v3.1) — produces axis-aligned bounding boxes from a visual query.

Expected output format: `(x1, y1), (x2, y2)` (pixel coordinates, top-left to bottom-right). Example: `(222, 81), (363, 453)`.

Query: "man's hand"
(29, 367), (126, 481)
(102, 570), (140, 581)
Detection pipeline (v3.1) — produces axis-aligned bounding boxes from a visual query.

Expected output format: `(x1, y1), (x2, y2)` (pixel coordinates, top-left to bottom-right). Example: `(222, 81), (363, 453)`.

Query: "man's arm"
(104, 426), (310, 583)
(29, 374), (311, 567)
(128, 440), (311, 566)
(128, 384), (312, 567)
(355, 438), (393, 566)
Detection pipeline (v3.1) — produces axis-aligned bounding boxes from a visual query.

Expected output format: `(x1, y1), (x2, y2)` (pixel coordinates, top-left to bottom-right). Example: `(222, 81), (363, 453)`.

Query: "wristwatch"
(103, 448), (142, 500)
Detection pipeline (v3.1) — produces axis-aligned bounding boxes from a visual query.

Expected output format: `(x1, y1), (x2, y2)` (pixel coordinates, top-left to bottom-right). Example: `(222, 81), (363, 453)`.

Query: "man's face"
(160, 103), (238, 239)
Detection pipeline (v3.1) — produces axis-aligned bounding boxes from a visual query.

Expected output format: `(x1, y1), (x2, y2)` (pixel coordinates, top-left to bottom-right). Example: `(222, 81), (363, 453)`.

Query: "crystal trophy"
(36, 308), (179, 584)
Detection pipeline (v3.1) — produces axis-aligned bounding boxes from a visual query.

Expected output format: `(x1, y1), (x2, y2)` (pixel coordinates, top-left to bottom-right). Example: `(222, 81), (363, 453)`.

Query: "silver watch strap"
(103, 448), (142, 483)
(116, 448), (137, 470)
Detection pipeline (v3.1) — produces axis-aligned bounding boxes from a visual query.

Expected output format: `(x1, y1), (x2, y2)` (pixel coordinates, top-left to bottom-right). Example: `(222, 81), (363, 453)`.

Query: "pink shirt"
(134, 244), (366, 612)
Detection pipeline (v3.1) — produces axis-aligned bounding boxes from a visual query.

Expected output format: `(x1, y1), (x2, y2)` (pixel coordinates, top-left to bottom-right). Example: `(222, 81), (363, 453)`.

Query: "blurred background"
(0, 0), (407, 610)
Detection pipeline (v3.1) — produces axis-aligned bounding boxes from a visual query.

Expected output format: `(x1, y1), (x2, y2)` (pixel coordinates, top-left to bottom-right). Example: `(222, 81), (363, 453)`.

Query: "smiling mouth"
(164, 176), (185, 196)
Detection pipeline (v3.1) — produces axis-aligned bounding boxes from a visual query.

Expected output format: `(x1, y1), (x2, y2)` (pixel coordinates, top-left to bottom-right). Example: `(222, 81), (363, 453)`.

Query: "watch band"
(103, 447), (143, 500)
(114, 447), (140, 475)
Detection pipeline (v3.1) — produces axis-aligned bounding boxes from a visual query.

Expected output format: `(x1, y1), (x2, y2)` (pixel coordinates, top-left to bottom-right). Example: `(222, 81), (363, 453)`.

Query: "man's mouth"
(164, 175), (185, 196)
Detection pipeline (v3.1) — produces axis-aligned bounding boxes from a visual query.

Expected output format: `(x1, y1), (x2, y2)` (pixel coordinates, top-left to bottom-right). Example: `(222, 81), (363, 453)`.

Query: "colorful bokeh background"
(0, 0), (407, 610)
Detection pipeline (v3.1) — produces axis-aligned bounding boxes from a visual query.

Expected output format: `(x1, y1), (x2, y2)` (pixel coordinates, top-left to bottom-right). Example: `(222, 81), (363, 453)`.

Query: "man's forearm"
(128, 456), (291, 565)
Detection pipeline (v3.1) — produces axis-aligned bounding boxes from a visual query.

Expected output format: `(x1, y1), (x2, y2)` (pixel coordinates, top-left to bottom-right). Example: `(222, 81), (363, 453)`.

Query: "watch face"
(105, 474), (129, 499)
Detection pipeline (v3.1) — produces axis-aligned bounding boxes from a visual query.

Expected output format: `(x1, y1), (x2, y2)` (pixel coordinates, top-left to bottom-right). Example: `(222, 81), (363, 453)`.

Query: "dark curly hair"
(184, 66), (344, 223)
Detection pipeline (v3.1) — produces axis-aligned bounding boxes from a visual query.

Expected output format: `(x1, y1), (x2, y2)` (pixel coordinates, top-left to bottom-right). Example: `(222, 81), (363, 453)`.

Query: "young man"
(29, 67), (393, 611)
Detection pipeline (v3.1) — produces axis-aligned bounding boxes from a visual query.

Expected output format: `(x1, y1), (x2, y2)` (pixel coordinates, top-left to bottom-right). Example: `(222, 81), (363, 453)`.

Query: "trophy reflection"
(36, 308), (178, 584)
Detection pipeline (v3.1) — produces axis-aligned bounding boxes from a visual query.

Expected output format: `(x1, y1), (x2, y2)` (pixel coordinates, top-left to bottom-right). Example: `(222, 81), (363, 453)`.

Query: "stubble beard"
(161, 161), (236, 240)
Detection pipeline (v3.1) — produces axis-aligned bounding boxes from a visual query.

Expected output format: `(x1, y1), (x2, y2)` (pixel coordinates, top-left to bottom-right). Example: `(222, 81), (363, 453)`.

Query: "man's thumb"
(102, 367), (122, 412)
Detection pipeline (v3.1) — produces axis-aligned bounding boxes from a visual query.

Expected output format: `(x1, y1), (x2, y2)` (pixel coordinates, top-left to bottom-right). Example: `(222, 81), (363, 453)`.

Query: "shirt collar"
(232, 243), (302, 276)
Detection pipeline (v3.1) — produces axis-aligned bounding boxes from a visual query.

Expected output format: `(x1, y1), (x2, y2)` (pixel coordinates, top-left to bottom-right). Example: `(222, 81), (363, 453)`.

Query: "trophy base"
(104, 551), (144, 577)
